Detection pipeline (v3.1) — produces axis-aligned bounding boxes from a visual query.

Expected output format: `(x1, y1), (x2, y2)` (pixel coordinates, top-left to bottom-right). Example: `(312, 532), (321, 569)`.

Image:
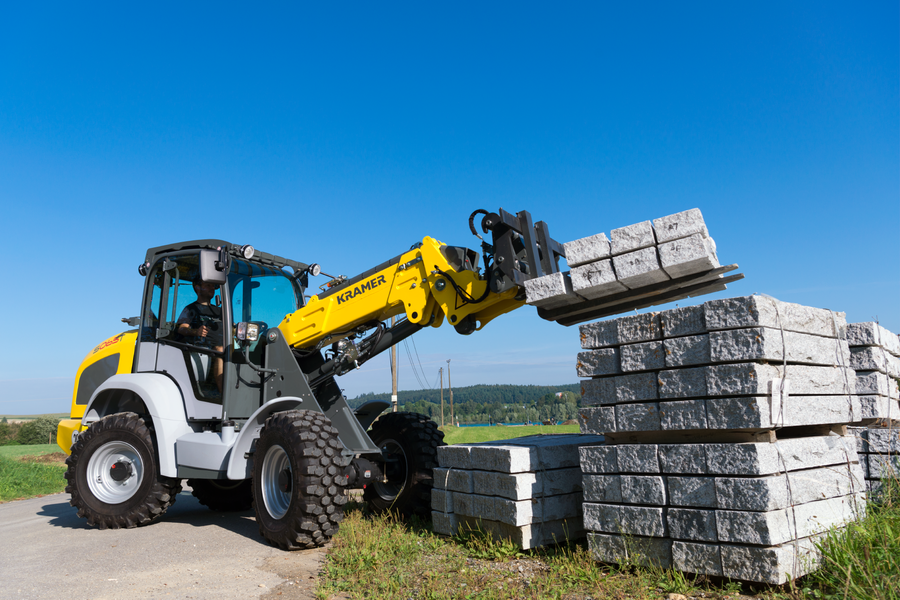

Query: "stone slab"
(431, 510), (457, 536)
(720, 535), (823, 585)
(703, 295), (847, 338)
(850, 346), (900, 377)
(583, 503), (667, 537)
(661, 305), (707, 338)
(658, 444), (707, 474)
(453, 491), (583, 526)
(856, 371), (900, 398)
(714, 463), (865, 511)
(617, 312), (664, 344)
(868, 454), (900, 479)
(658, 367), (708, 398)
(709, 327), (851, 366)
(847, 322), (900, 356)
(451, 514), (586, 550)
(653, 209), (710, 244)
(563, 232), (611, 268)
(580, 372), (658, 405)
(704, 435), (858, 476)
(570, 259), (628, 299)
(658, 234), (719, 279)
(582, 474), (623, 503)
(700, 363), (856, 397)
(667, 476), (717, 507)
(580, 319), (619, 349)
(587, 532), (673, 568)
(472, 467), (583, 500)
(658, 400), (708, 430)
(668, 507), (718, 541)
(579, 445), (619, 474)
(576, 348), (621, 377)
(612, 247), (671, 289)
(610, 220), (656, 255)
(858, 395), (900, 422)
(617, 444), (661, 473)
(432, 489), (455, 512)
(664, 335), (711, 367)
(439, 434), (606, 472)
(615, 402), (661, 432)
(706, 394), (861, 430)
(578, 406), (615, 434)
(433, 468), (474, 493)
(524, 272), (580, 308)
(863, 428), (900, 454)
(620, 341), (665, 372)
(672, 541), (722, 577)
(620, 475), (667, 505)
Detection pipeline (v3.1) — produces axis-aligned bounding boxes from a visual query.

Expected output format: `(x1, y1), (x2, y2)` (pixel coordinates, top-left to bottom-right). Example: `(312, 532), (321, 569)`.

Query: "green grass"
(0, 444), (63, 458)
(0, 413), (68, 422)
(0, 445), (67, 503)
(440, 424), (581, 445)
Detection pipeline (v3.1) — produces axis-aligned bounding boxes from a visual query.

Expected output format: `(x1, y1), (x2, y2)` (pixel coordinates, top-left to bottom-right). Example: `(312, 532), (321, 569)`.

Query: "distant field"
(0, 444), (64, 459)
(440, 423), (581, 445)
(0, 413), (68, 423)
(0, 444), (67, 503)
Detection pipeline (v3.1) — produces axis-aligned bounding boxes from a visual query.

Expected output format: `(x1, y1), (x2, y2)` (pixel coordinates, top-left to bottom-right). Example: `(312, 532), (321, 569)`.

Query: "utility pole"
(391, 315), (398, 412)
(446, 359), (454, 426)
(439, 367), (444, 427)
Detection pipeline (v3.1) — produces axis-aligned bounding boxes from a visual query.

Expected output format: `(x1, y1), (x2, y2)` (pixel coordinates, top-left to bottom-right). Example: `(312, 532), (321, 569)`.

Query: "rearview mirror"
(199, 249), (227, 284)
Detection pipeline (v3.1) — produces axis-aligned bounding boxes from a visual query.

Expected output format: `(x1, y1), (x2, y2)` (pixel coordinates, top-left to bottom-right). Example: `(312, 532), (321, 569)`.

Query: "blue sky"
(1, 2), (897, 415)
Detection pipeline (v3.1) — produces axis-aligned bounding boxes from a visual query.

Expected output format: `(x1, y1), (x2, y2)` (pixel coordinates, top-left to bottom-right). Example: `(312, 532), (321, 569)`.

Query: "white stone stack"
(576, 295), (867, 584)
(431, 434), (604, 549)
(850, 427), (900, 499)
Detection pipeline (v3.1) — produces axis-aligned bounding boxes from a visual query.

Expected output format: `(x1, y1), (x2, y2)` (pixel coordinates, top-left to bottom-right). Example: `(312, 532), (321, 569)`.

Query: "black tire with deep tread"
(363, 411), (445, 518)
(188, 478), (253, 512)
(64, 412), (182, 529)
(252, 410), (350, 550)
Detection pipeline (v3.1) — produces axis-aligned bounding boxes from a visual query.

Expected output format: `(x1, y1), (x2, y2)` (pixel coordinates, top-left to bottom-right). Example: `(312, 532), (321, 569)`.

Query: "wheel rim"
(261, 444), (292, 519)
(373, 439), (408, 502)
(86, 440), (145, 504)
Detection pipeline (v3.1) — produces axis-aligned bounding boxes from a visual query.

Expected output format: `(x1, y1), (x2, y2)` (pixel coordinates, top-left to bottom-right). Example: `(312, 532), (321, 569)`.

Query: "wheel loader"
(56, 208), (740, 549)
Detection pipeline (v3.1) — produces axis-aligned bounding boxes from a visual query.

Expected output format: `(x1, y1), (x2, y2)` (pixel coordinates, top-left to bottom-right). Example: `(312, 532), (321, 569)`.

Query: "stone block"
(851, 347), (900, 377)
(580, 446), (618, 474)
(431, 511), (458, 536)
(615, 402), (661, 432)
(653, 209), (710, 244)
(564, 232), (611, 268)
(617, 312), (664, 344)
(869, 454), (900, 479)
(658, 367), (708, 398)
(664, 335), (711, 367)
(659, 444), (707, 474)
(571, 259), (628, 299)
(866, 428), (900, 454)
(856, 371), (900, 398)
(576, 348), (621, 377)
(706, 363), (856, 397)
(620, 341), (665, 372)
(672, 541), (722, 577)
(658, 234), (719, 279)
(858, 395), (900, 422)
(583, 503), (667, 537)
(580, 319), (618, 349)
(472, 467), (583, 500)
(847, 322), (900, 356)
(620, 475), (667, 505)
(610, 220), (656, 255)
(589, 372), (659, 403)
(587, 532), (673, 568)
(433, 468), (474, 493)
(705, 435), (857, 476)
(720, 535), (822, 585)
(437, 445), (472, 469)
(461, 434), (606, 473)
(704, 295), (847, 338)
(668, 508), (718, 541)
(454, 492), (584, 526)
(582, 474), (623, 503)
(613, 247), (671, 289)
(617, 444), (660, 473)
(661, 305), (707, 338)
(706, 395), (860, 430)
(524, 272), (580, 308)
(578, 406), (616, 434)
(715, 463), (865, 511)
(667, 476), (716, 507)
(453, 515), (585, 550)
(432, 489), (455, 512)
(659, 400), (708, 430)
(709, 327), (851, 366)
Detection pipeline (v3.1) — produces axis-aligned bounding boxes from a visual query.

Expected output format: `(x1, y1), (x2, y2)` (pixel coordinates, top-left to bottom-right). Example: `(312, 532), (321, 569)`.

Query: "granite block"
(672, 541), (722, 577)
(583, 503), (667, 537)
(661, 305), (707, 338)
(659, 444), (707, 474)
(580, 320), (618, 349)
(720, 535), (822, 585)
(578, 406), (616, 434)
(582, 474), (623, 503)
(658, 367), (708, 398)
(858, 395), (900, 422)
(658, 234), (719, 279)
(620, 475), (667, 505)
(869, 454), (900, 479)
(865, 428), (900, 454)
(856, 371), (900, 398)
(438, 446), (472, 469)
(591, 372), (659, 403)
(659, 400), (708, 430)
(459, 434), (606, 473)
(617, 312), (664, 344)
(706, 395), (860, 430)
(706, 363), (856, 396)
(524, 271), (581, 308)
(431, 511), (458, 536)
(620, 341), (665, 372)
(453, 515), (586, 550)
(577, 348), (622, 377)
(610, 220), (656, 255)
(432, 489), (455, 512)
(587, 532), (673, 568)
(667, 476), (717, 507)
(433, 468), (474, 493)
(847, 322), (900, 356)
(571, 259), (628, 299)
(472, 467), (583, 500)
(615, 402), (661, 432)
(704, 295), (847, 338)
(563, 232), (611, 268)
(705, 435), (857, 476)
(709, 327), (851, 366)
(613, 247), (671, 289)
(850, 346), (900, 377)
(454, 492), (583, 526)
(668, 508), (718, 542)
(653, 209), (709, 244)
(580, 446), (618, 474)
(715, 463), (865, 511)
(617, 444), (660, 473)
(664, 334), (711, 367)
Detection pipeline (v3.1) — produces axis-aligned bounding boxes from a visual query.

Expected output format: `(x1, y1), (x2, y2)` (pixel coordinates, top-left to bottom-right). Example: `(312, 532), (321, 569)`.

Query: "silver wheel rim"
(373, 439), (407, 501)
(86, 441), (144, 504)
(262, 444), (292, 519)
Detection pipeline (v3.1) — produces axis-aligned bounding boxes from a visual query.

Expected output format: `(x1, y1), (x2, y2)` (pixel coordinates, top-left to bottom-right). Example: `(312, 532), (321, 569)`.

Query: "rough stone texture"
(618, 312), (664, 344)
(453, 492), (584, 526)
(714, 463), (865, 511)
(847, 322), (900, 356)
(664, 335), (711, 367)
(577, 348), (621, 377)
(613, 247), (671, 289)
(524, 272), (580, 308)
(610, 220), (656, 255)
(615, 402), (661, 432)
(472, 467), (583, 500)
(705, 363), (856, 397)
(580, 446), (618, 474)
(431, 510), (458, 536)
(452, 514), (585, 550)
(620, 341), (665, 372)
(865, 428), (900, 453)
(617, 444), (660, 473)
(620, 475), (667, 505)
(856, 371), (900, 398)
(851, 346), (900, 377)
(706, 395), (861, 430)
(578, 406), (616, 434)
(437, 446), (473, 470)
(564, 232), (611, 268)
(661, 305), (707, 338)
(668, 508), (718, 542)
(432, 489), (455, 512)
(659, 400), (708, 430)
(672, 541), (722, 577)
(434, 468), (474, 493)
(667, 476), (717, 507)
(869, 454), (900, 479)
(858, 395), (900, 422)
(653, 209), (709, 244)
(582, 372), (659, 404)
(582, 474), (623, 503)
(580, 320), (619, 349)
(571, 259), (628, 299)
(658, 234), (720, 279)
(720, 535), (823, 585)
(709, 327), (851, 366)
(439, 434), (605, 472)
(587, 533), (673, 568)
(659, 444), (708, 474)
(658, 367), (708, 398)
(704, 435), (858, 476)
(704, 295), (847, 338)
(583, 503), (667, 537)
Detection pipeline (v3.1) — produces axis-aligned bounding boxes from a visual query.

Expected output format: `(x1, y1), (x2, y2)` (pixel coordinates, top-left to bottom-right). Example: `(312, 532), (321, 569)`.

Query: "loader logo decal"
(92, 333), (126, 354)
(336, 275), (387, 305)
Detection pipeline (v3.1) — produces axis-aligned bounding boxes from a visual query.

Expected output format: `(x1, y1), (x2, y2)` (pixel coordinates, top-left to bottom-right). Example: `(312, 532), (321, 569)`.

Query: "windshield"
(229, 259), (301, 328)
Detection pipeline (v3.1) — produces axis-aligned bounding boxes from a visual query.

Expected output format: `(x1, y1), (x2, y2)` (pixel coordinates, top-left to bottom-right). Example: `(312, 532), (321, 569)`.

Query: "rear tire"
(363, 412), (445, 518)
(188, 478), (253, 511)
(65, 412), (182, 529)
(252, 410), (349, 550)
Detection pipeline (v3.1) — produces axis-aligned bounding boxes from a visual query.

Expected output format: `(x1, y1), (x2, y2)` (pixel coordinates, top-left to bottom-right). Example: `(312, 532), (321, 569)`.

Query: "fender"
(83, 373), (193, 478)
(354, 399), (390, 431)
(226, 397), (308, 480)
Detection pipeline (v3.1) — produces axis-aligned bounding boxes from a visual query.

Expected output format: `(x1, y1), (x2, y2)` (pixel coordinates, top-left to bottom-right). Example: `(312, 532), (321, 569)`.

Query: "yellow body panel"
(278, 237), (524, 349)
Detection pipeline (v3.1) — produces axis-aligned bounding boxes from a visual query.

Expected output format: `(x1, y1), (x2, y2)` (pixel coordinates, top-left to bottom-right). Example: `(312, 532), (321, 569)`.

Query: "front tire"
(252, 410), (349, 550)
(188, 478), (253, 511)
(64, 412), (182, 529)
(363, 412), (445, 518)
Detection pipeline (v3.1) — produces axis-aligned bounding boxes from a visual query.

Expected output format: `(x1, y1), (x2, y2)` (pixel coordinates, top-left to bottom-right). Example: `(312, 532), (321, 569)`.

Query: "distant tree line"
(348, 383), (582, 425)
(0, 416), (62, 446)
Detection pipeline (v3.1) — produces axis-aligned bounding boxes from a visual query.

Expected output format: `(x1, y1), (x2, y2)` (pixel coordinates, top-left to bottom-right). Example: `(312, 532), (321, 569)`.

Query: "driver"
(177, 279), (224, 393)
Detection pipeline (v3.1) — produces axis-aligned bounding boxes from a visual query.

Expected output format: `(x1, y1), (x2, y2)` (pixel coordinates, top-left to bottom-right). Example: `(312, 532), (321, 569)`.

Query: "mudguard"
(225, 397), (306, 480)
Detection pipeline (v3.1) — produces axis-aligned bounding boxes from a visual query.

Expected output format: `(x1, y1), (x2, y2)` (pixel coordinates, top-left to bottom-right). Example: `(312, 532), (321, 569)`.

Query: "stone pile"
(525, 209), (725, 310)
(847, 322), (900, 423)
(576, 295), (867, 584)
(850, 426), (900, 499)
(431, 434), (604, 549)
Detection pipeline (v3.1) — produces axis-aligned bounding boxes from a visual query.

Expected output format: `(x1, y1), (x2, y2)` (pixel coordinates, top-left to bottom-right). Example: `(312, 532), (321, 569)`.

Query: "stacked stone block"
(850, 426), (900, 499)
(576, 295), (868, 584)
(431, 434), (604, 549)
(846, 322), (900, 424)
(525, 209), (723, 309)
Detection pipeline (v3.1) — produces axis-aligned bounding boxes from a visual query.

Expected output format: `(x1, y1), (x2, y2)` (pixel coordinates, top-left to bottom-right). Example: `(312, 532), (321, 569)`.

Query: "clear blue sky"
(1, 2), (897, 415)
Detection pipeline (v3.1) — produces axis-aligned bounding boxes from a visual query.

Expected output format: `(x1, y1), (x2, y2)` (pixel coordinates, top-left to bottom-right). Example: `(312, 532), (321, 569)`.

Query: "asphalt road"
(0, 490), (325, 600)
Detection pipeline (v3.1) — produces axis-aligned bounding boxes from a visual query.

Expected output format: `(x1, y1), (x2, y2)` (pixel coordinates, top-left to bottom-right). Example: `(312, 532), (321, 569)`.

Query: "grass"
(440, 424), (580, 445)
(0, 444), (67, 503)
(0, 413), (68, 422)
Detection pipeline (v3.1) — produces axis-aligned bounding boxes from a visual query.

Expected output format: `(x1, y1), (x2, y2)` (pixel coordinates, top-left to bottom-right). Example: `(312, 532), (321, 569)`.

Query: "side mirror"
(199, 249), (227, 284)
